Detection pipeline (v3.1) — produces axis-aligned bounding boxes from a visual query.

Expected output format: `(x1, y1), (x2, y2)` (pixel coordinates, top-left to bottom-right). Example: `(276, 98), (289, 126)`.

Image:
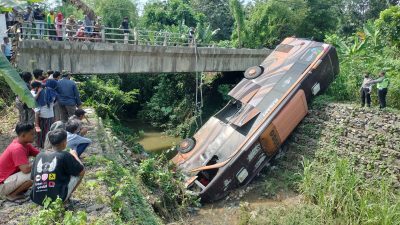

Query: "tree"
(337, 0), (400, 35)
(191, 0), (234, 41)
(95, 0), (138, 28)
(298, 0), (339, 41)
(229, 0), (245, 48)
(63, 0), (96, 19)
(241, 0), (307, 48)
(140, 0), (200, 30)
(375, 6), (400, 48)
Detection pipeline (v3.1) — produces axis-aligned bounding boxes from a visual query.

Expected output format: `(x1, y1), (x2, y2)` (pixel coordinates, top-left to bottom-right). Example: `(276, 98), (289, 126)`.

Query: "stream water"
(122, 119), (181, 153)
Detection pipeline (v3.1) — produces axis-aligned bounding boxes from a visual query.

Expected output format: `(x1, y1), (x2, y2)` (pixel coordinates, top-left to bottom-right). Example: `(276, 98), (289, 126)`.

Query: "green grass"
(301, 154), (400, 225)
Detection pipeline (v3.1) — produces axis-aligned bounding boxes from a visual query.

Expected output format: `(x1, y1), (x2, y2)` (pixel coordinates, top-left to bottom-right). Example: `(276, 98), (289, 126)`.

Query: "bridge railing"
(9, 22), (206, 47)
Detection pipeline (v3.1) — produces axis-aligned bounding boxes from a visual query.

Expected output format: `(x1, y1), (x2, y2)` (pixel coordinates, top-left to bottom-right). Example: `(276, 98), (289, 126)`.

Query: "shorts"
(0, 172), (31, 196)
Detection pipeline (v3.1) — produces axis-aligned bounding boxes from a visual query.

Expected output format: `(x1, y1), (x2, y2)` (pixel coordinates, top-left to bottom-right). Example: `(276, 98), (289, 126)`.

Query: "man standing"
(0, 123), (40, 201)
(57, 72), (82, 122)
(1, 37), (12, 61)
(16, 72), (35, 123)
(23, 6), (34, 39)
(120, 17), (130, 44)
(360, 72), (372, 107)
(47, 10), (56, 40)
(33, 6), (45, 39)
(368, 71), (390, 109)
(30, 129), (85, 205)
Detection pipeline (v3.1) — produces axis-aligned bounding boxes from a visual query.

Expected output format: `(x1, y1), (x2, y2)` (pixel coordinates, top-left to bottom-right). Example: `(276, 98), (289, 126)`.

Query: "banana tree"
(0, 54), (36, 108)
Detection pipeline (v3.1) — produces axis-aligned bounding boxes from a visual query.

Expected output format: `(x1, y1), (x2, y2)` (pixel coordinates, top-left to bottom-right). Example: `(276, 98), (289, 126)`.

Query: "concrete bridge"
(16, 40), (271, 74)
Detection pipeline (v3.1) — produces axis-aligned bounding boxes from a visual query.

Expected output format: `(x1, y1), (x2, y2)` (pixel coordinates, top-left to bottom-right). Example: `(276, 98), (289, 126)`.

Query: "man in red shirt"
(0, 123), (40, 201)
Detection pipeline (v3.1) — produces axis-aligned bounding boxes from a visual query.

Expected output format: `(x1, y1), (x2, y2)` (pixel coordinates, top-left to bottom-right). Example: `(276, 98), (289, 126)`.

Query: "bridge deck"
(17, 40), (271, 74)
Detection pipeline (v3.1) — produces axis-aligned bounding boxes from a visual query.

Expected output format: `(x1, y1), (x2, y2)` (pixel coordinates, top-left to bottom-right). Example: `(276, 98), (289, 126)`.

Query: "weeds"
(300, 155), (400, 224)
(29, 197), (87, 225)
(137, 154), (200, 221)
(94, 157), (161, 225)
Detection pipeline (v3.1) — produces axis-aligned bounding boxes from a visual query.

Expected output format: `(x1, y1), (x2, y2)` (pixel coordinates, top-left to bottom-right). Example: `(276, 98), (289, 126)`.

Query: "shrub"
(79, 76), (139, 119)
(137, 154), (200, 221)
(300, 157), (400, 224)
(29, 197), (87, 225)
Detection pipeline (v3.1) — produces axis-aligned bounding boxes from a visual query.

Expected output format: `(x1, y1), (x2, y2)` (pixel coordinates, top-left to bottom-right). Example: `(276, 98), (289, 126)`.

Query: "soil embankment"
(0, 100), (399, 224)
(179, 101), (400, 225)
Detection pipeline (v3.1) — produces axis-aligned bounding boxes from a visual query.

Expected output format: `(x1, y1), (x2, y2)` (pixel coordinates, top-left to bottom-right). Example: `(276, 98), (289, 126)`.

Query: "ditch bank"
(177, 99), (400, 225)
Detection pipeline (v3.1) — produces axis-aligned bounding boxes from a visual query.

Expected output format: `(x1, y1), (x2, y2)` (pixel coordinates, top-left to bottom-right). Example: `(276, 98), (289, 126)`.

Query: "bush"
(79, 76), (139, 119)
(29, 197), (87, 225)
(137, 154), (200, 221)
(139, 74), (197, 137)
(325, 20), (400, 109)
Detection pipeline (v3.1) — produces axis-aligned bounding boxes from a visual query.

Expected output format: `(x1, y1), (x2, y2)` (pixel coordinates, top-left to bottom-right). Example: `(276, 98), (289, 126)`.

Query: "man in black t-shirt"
(30, 129), (85, 205)
(119, 17), (130, 44)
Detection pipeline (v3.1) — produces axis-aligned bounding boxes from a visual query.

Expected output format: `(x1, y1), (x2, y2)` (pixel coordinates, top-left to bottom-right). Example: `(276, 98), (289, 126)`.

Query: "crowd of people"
(0, 70), (91, 205)
(5, 5), (106, 42)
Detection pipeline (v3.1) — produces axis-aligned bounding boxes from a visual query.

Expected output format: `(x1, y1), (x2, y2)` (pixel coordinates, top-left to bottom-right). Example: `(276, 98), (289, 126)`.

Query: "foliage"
(217, 84), (232, 102)
(95, 157), (162, 224)
(325, 18), (400, 109)
(138, 73), (197, 137)
(229, 0), (245, 48)
(140, 0), (201, 30)
(79, 76), (139, 119)
(97, 0), (138, 28)
(195, 22), (220, 46)
(337, 0), (399, 35)
(0, 54), (36, 108)
(58, 3), (84, 20)
(376, 6), (400, 48)
(29, 197), (87, 225)
(296, 0), (339, 41)
(242, 0), (308, 48)
(300, 156), (400, 224)
(191, 0), (234, 41)
(137, 154), (200, 221)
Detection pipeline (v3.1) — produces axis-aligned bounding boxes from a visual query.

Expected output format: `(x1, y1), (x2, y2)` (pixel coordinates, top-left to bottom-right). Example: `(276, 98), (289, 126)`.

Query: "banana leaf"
(0, 54), (37, 108)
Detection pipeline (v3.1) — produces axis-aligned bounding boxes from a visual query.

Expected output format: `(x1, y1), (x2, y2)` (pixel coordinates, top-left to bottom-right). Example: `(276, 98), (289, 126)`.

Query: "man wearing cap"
(367, 71), (390, 109)
(57, 72), (82, 122)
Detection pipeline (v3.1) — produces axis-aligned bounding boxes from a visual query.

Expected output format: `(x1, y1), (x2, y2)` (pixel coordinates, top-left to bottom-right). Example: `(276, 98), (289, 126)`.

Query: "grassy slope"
(239, 96), (400, 225)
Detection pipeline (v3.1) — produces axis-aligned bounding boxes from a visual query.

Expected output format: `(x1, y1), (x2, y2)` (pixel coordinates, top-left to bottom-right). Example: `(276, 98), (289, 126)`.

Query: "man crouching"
(30, 129), (85, 205)
(0, 123), (39, 201)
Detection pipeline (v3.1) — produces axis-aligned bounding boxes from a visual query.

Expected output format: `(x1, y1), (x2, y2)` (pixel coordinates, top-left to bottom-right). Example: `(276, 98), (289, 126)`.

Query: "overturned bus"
(172, 37), (340, 202)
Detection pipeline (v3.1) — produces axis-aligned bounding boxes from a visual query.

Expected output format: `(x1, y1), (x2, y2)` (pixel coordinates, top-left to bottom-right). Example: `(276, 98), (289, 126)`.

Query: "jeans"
(76, 143), (90, 157)
(35, 20), (45, 39)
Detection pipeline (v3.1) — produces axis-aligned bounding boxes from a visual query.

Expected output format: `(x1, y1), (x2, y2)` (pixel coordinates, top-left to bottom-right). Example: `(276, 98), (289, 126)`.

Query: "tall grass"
(301, 156), (400, 224)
